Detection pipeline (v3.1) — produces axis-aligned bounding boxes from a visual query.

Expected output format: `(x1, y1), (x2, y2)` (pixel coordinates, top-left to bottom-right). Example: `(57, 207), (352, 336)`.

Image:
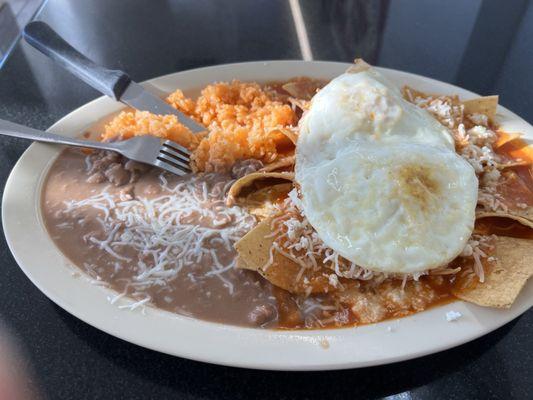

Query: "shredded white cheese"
(62, 173), (256, 298)
(445, 310), (462, 322)
(269, 194), (376, 282)
(459, 234), (495, 282)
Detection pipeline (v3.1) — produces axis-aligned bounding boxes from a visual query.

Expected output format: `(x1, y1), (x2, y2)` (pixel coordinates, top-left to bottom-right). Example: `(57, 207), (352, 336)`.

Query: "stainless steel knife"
(23, 21), (205, 133)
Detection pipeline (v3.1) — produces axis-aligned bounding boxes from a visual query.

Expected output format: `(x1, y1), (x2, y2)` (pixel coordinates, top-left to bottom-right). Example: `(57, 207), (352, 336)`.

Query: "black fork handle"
(23, 21), (131, 100)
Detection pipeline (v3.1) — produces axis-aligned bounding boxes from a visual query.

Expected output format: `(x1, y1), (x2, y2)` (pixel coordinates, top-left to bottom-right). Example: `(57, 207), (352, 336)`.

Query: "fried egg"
(295, 67), (478, 274)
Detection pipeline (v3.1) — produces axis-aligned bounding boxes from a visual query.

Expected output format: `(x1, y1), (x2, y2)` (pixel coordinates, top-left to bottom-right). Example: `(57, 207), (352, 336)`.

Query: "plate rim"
(2, 60), (532, 371)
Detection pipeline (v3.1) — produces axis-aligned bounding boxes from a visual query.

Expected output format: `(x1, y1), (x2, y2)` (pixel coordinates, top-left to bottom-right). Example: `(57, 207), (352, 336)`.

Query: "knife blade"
(23, 21), (205, 133)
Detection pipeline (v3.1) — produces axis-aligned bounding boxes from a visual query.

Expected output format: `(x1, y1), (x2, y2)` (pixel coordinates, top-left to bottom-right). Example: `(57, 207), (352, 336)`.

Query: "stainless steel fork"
(0, 119), (192, 175)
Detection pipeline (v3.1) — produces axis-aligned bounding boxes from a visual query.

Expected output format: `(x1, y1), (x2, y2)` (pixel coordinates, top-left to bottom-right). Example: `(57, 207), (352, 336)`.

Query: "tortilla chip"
(494, 131), (523, 149)
(463, 95), (498, 121)
(402, 86), (432, 101)
(260, 155), (295, 172)
(477, 169), (533, 228)
(474, 216), (533, 239)
(235, 255), (255, 271)
(402, 88), (498, 129)
(275, 128), (298, 145)
(281, 78), (325, 100)
(476, 211), (533, 229)
(452, 236), (533, 308)
(346, 58), (371, 74)
(235, 218), (337, 294)
(402, 86), (465, 131)
(495, 160), (531, 170)
(245, 182), (292, 203)
(288, 97), (310, 112)
(242, 183), (292, 220)
(496, 135), (533, 163)
(401, 86), (462, 105)
(226, 171), (294, 205)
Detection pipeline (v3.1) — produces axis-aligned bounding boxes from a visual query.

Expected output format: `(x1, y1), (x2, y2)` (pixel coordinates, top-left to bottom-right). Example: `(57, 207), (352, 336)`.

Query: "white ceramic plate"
(3, 61), (532, 371)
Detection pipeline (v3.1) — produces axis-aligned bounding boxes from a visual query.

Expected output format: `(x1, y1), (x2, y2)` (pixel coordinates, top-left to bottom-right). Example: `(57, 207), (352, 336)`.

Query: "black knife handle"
(23, 21), (131, 100)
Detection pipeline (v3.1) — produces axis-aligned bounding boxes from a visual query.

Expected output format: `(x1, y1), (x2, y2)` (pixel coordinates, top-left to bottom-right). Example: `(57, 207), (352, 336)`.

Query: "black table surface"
(0, 1), (532, 399)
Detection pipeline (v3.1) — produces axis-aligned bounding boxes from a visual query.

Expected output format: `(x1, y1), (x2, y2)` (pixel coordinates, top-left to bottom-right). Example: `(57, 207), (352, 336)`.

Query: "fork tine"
(162, 140), (191, 158)
(155, 158), (190, 176)
(159, 146), (190, 164)
(155, 153), (192, 175)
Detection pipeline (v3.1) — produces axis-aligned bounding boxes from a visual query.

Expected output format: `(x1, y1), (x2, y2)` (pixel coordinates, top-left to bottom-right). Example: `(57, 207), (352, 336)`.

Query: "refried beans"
(42, 148), (281, 327)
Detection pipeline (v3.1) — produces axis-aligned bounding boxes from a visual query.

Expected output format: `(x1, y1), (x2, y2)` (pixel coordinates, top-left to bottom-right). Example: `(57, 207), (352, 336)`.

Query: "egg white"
(297, 70), (454, 167)
(295, 69), (478, 274)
